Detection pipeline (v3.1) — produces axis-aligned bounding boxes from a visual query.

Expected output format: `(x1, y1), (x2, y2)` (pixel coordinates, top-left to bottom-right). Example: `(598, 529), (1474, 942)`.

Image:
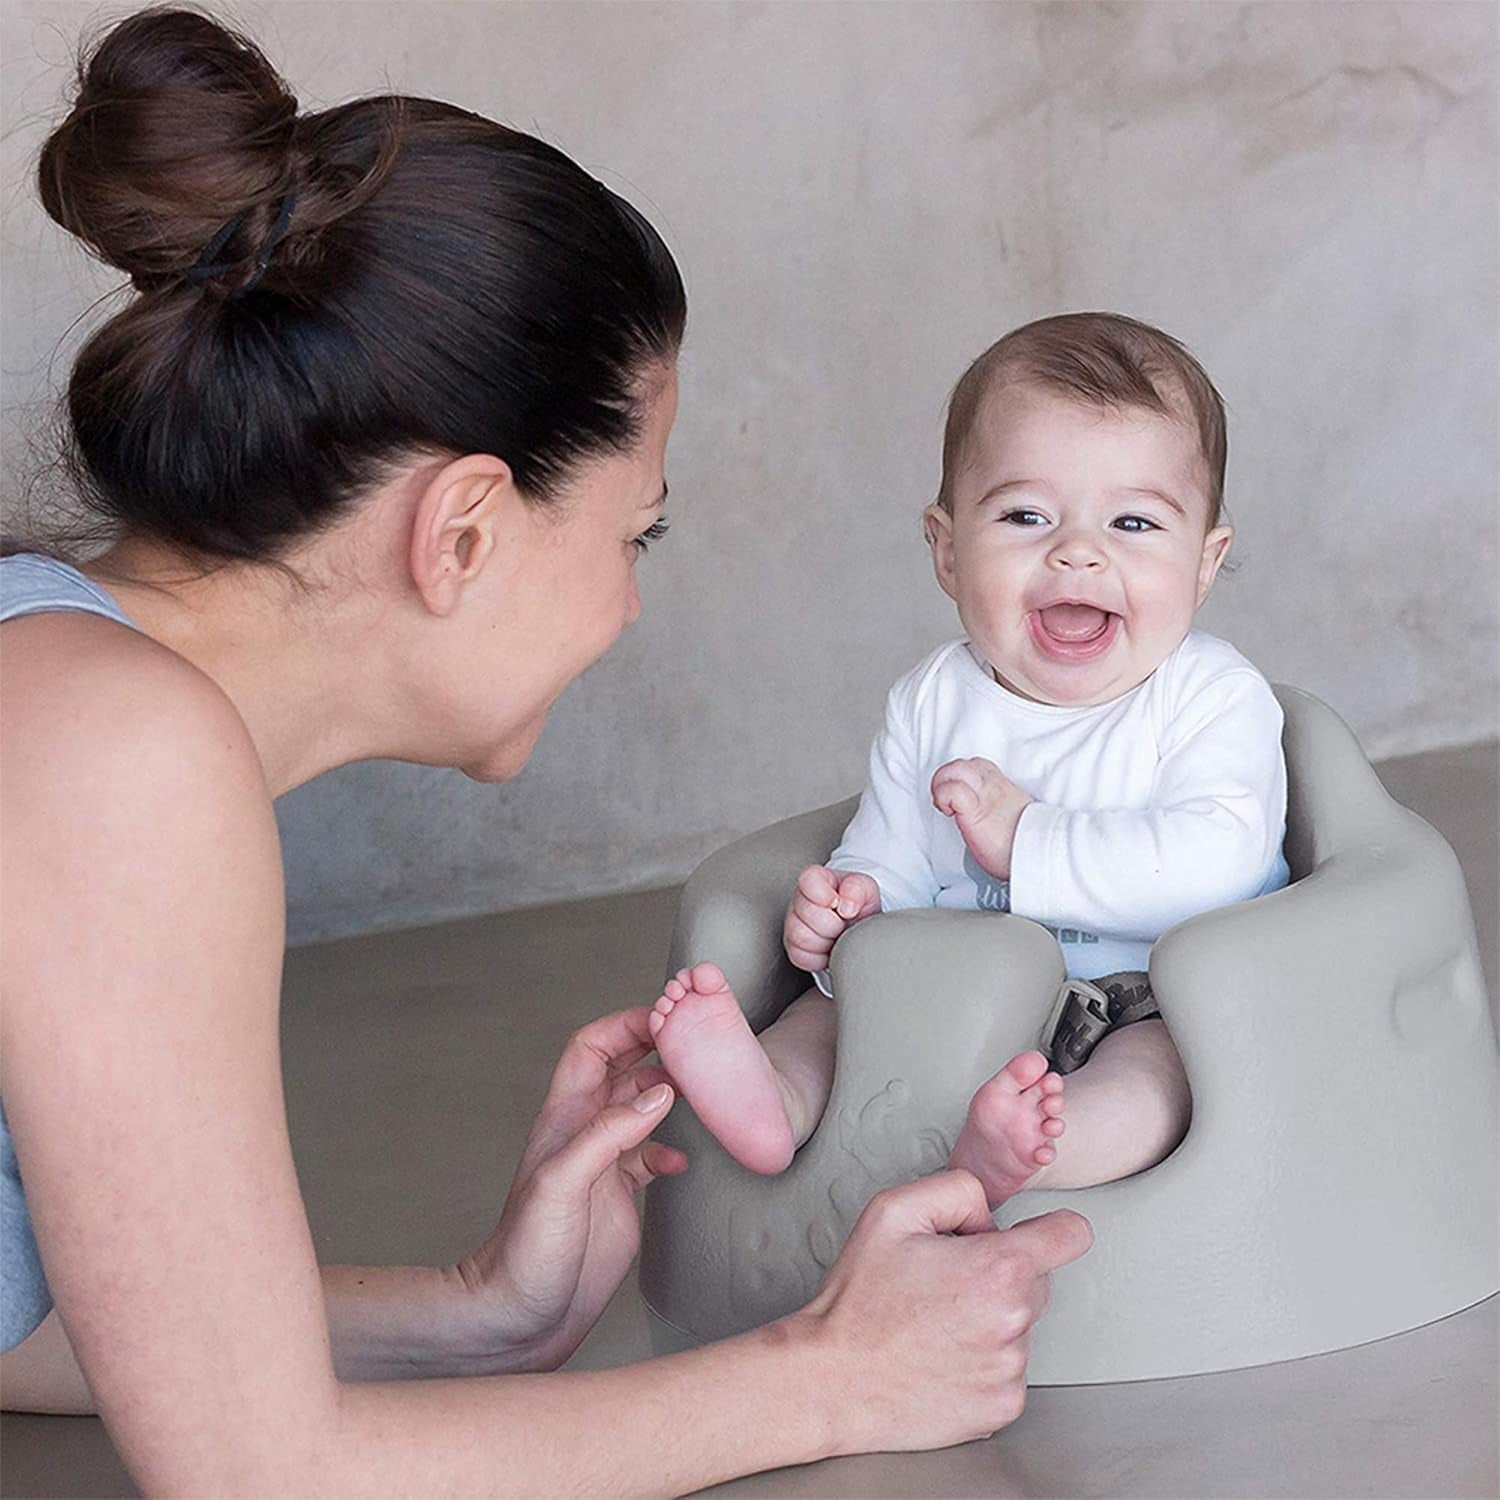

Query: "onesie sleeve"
(1008, 670), (1288, 941)
(827, 672), (940, 913)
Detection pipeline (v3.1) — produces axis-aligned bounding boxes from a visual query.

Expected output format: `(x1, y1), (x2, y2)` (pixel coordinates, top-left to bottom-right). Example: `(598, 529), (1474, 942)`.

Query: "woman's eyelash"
(633, 516), (670, 553)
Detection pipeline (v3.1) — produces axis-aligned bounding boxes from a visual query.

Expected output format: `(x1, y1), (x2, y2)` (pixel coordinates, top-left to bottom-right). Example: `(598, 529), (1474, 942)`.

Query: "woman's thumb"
(555, 1084), (675, 1190)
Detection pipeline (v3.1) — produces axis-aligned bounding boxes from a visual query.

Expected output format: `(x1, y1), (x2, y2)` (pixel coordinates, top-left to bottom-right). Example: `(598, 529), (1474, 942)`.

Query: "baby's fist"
(784, 865), (882, 973)
(931, 758), (1032, 881)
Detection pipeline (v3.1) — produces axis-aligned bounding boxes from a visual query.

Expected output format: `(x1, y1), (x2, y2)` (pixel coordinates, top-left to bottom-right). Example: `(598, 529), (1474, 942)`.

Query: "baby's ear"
(1196, 524), (1233, 605)
(923, 503), (958, 600)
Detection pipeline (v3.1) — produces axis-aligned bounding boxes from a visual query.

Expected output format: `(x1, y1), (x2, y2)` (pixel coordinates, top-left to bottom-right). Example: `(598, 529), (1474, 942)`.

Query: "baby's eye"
(999, 508), (1048, 527)
(1113, 514), (1159, 533)
(632, 516), (670, 555)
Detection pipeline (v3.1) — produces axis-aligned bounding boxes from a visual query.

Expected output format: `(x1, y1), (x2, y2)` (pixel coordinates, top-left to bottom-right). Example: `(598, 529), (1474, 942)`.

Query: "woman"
(0, 10), (1090, 1492)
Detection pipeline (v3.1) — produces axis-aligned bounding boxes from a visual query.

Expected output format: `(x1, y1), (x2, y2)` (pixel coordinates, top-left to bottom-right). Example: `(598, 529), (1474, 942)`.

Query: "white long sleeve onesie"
(827, 632), (1291, 980)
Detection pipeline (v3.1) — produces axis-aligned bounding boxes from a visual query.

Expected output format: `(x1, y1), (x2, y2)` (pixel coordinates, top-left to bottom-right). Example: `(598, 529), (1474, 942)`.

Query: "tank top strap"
(0, 552), (138, 630)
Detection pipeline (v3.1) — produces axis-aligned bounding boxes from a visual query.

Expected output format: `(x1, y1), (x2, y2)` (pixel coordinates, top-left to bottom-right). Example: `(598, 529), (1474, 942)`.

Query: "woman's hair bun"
(35, 5), (684, 564)
(37, 7), (298, 289)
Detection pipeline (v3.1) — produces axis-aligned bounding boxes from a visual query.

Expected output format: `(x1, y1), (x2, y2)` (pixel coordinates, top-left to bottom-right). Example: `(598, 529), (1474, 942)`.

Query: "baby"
(651, 312), (1290, 1207)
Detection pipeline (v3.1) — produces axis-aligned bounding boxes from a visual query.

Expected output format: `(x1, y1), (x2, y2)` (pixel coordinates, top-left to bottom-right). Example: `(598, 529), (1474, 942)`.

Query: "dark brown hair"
(33, 7), (686, 561)
(936, 312), (1227, 526)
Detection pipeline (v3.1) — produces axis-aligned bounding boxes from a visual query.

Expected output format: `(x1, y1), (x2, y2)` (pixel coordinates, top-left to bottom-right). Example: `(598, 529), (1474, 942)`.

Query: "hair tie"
(184, 189), (297, 297)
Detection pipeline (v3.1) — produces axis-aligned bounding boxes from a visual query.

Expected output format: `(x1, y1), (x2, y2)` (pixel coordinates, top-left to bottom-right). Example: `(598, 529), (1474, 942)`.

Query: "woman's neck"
(82, 537), (397, 797)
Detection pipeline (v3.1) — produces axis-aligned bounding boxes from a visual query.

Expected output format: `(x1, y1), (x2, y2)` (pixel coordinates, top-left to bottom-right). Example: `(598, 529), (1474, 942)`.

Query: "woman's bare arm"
(0, 1261), (570, 1416)
(0, 616), (1088, 1494)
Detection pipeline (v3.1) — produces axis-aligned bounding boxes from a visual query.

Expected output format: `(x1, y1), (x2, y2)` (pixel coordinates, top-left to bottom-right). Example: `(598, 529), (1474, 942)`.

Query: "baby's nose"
(1047, 535), (1106, 570)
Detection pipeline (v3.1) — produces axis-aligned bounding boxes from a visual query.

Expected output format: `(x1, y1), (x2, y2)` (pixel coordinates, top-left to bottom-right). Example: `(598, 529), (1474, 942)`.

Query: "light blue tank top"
(0, 552), (139, 1351)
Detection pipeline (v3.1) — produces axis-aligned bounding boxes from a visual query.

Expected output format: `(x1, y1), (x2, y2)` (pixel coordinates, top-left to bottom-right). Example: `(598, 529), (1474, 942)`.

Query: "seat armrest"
(1150, 804), (1492, 1141)
(666, 798), (858, 1031)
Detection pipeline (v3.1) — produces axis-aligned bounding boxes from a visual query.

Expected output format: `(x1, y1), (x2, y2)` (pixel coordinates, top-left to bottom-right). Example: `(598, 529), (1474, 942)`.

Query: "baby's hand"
(931, 757), (1033, 881)
(783, 865), (882, 973)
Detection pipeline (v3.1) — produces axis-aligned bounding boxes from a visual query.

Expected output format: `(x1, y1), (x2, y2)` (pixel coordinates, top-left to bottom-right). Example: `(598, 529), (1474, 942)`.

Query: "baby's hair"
(937, 313), (1227, 527)
(31, 6), (686, 563)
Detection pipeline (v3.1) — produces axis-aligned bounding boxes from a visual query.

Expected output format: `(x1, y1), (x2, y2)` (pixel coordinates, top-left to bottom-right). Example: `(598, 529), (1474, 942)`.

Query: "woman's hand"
(792, 1170), (1092, 1454)
(455, 1007), (687, 1370)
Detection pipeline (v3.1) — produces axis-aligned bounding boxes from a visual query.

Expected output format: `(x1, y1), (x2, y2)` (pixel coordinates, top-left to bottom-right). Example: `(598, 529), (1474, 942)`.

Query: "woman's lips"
(1027, 606), (1120, 662)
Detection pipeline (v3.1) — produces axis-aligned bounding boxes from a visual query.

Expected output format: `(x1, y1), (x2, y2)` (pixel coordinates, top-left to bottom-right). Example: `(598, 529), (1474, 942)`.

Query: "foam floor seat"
(640, 687), (1499, 1381)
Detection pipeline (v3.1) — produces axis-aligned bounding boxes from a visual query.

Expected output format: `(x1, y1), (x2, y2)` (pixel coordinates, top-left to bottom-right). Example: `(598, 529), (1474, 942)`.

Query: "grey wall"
(4, 1), (1495, 943)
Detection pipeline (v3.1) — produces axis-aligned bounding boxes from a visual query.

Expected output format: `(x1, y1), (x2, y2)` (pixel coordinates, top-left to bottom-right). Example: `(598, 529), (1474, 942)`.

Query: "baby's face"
(925, 384), (1232, 707)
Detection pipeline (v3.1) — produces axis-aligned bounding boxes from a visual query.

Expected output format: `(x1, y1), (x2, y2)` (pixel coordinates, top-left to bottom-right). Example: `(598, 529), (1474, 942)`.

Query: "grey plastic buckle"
(1042, 977), (1113, 1075)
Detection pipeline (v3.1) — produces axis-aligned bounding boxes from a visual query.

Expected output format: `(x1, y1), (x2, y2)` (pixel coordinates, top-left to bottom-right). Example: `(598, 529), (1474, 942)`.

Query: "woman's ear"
(408, 454), (514, 616)
(923, 502), (958, 601)
(1196, 524), (1234, 606)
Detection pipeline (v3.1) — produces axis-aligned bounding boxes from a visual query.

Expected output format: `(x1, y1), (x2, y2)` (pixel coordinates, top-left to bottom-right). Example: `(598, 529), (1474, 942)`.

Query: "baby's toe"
(689, 960), (728, 994)
(1042, 1117), (1066, 1139)
(1004, 1050), (1051, 1092)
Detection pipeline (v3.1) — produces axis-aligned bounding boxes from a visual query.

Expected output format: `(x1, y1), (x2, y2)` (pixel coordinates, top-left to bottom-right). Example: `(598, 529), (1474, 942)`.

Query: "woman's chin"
(461, 758), (519, 784)
(461, 717), (549, 782)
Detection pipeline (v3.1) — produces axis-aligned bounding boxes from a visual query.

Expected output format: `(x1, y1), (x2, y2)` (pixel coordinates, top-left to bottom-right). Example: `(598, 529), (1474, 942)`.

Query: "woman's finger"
(533, 1085), (677, 1201)
(995, 1208), (1094, 1271)
(618, 1139), (689, 1191)
(628, 1062), (673, 1094)
(572, 1006), (659, 1072)
(542, 1007), (660, 1112)
(521, 1015), (670, 1180)
(608, 1062), (673, 1108)
(859, 1169), (997, 1240)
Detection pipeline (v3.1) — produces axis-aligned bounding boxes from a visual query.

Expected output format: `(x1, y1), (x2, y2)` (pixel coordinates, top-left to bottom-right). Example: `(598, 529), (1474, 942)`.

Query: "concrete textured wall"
(3, 1), (1495, 943)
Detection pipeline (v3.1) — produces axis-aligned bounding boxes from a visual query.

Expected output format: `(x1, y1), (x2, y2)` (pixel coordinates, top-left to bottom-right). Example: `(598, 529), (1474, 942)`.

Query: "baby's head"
(923, 313), (1233, 707)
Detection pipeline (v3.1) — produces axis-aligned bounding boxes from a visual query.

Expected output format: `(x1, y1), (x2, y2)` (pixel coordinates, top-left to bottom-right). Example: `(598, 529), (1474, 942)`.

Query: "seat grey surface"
(640, 687), (1500, 1382)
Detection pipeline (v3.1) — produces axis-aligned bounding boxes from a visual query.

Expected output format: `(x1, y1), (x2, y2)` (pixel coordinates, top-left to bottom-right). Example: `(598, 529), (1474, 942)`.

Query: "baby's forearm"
(1011, 798), (1278, 936)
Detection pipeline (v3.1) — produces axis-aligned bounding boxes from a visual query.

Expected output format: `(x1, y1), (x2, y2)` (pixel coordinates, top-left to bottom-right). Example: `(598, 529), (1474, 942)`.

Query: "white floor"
(2, 741), (1496, 1498)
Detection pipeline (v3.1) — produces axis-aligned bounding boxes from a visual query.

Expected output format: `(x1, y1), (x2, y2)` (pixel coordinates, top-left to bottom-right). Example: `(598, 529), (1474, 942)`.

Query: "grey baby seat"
(640, 686), (1499, 1382)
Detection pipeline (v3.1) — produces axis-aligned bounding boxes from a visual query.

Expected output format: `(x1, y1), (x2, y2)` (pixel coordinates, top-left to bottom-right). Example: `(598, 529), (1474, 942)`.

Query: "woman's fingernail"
(635, 1083), (673, 1113)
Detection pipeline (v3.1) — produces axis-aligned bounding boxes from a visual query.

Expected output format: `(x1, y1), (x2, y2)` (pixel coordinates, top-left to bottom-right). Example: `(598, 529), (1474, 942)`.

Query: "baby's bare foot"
(949, 1051), (1065, 1209)
(649, 962), (796, 1175)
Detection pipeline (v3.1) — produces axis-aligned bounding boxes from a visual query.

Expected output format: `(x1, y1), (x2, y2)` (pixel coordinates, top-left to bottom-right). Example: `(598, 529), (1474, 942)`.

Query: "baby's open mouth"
(1029, 603), (1120, 662)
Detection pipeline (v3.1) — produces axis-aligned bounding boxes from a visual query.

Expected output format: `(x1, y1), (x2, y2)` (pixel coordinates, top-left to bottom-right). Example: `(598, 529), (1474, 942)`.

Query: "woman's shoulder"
(2, 613), (283, 951)
(4, 609), (264, 793)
